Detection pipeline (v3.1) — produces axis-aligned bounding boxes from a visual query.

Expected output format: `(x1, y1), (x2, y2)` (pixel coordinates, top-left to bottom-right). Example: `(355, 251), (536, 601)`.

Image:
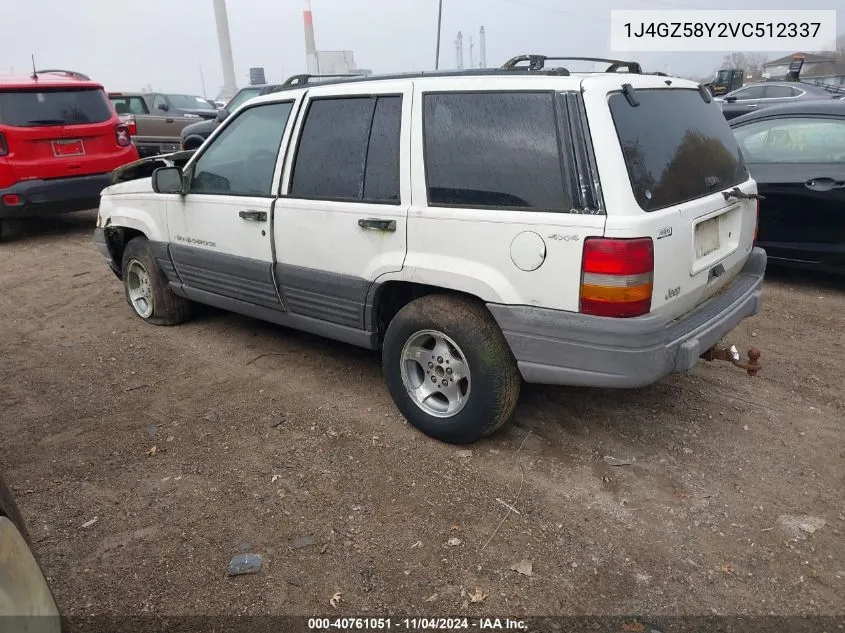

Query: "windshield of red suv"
(0, 87), (112, 127)
(166, 94), (216, 110)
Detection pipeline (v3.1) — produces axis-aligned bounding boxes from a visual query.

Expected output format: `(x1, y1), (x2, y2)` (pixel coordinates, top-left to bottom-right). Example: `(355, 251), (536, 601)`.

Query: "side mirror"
(157, 103), (169, 112)
(725, 96), (737, 103)
(152, 166), (184, 194)
(216, 108), (229, 123)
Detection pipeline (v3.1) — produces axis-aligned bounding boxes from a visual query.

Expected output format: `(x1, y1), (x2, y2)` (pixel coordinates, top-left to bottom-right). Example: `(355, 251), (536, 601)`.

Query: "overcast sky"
(2, 0), (842, 97)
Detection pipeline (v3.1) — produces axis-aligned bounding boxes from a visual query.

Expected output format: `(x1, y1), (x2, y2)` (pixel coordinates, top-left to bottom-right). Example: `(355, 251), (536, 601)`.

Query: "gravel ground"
(1, 212), (843, 618)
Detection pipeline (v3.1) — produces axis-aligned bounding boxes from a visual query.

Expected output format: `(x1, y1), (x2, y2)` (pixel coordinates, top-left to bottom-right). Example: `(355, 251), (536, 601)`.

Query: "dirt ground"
(1, 211), (843, 618)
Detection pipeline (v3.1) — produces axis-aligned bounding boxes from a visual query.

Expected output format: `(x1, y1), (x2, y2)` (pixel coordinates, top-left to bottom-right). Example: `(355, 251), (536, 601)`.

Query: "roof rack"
(281, 72), (369, 87)
(34, 69), (91, 81)
(501, 55), (643, 75)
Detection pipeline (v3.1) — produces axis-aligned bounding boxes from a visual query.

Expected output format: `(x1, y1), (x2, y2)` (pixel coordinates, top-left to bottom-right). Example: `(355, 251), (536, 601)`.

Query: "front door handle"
(805, 177), (845, 192)
(358, 218), (396, 232)
(747, 104), (758, 109)
(239, 210), (267, 222)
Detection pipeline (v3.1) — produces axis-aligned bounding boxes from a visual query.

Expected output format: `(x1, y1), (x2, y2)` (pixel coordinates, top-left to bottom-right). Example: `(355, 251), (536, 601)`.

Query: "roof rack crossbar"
(282, 72), (369, 87)
(501, 55), (642, 74)
(34, 69), (91, 81)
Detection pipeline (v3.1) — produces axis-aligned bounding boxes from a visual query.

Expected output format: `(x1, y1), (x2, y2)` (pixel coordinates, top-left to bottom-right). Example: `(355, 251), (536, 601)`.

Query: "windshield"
(609, 88), (748, 212)
(227, 88), (262, 112)
(166, 94), (216, 110)
(0, 87), (112, 127)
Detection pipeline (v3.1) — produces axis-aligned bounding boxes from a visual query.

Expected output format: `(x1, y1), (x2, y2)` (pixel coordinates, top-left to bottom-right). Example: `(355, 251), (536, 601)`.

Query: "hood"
(181, 118), (219, 139)
(108, 150), (196, 186)
(104, 176), (155, 196)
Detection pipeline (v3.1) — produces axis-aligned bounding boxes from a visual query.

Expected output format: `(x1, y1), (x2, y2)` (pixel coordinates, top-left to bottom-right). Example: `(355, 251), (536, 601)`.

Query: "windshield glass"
(0, 87), (112, 127)
(609, 88), (748, 211)
(166, 94), (216, 110)
(227, 88), (262, 111)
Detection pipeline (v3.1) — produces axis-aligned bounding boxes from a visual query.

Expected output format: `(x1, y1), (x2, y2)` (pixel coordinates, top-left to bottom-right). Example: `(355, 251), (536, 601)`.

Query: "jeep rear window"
(608, 88), (748, 212)
(0, 87), (112, 127)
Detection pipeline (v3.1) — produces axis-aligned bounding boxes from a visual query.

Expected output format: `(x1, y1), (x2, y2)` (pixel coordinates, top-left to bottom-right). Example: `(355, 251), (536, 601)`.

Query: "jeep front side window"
(190, 102), (292, 197)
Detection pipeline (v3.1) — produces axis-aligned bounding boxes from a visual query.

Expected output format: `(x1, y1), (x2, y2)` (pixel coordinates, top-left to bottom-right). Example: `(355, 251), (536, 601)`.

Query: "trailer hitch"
(701, 344), (761, 377)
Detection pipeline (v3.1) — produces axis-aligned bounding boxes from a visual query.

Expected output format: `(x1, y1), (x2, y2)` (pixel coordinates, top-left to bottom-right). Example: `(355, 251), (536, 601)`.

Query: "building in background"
(762, 52), (839, 79)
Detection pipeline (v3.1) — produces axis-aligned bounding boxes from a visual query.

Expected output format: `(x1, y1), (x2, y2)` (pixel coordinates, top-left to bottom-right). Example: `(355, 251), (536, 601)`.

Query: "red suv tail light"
(580, 237), (654, 318)
(115, 123), (132, 147)
(121, 115), (137, 136)
(0, 132), (8, 157)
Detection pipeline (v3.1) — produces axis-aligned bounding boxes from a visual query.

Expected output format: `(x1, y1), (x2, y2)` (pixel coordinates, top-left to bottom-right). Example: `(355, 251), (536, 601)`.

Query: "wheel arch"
(367, 280), (495, 347)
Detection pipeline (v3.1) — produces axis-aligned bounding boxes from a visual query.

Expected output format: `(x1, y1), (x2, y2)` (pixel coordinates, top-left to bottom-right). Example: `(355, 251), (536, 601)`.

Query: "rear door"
(583, 75), (757, 320)
(0, 86), (119, 179)
(732, 114), (845, 268)
(273, 82), (411, 329)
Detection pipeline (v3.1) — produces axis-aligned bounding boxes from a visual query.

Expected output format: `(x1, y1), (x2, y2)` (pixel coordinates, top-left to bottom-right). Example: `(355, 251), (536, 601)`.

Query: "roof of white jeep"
(247, 71), (700, 107)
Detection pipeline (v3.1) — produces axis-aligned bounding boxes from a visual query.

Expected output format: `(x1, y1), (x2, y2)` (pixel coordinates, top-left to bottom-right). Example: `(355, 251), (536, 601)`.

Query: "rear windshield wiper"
(25, 119), (67, 126)
(722, 187), (764, 201)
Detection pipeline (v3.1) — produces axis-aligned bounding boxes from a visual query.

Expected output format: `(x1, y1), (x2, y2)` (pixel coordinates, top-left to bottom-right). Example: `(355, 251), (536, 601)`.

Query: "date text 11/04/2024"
(307, 618), (528, 630)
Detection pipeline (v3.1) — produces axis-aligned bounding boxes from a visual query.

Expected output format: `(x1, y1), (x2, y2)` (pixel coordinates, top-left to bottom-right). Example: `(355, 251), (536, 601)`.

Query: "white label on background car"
(610, 10), (837, 52)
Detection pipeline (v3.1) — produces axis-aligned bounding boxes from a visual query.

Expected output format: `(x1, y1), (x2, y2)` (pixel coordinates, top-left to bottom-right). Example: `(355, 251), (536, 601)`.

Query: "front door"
(733, 115), (845, 267)
(273, 83), (411, 330)
(167, 99), (297, 309)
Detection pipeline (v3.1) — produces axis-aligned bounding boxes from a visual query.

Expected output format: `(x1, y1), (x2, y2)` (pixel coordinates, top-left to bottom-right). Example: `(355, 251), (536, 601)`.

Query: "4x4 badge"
(547, 234), (579, 241)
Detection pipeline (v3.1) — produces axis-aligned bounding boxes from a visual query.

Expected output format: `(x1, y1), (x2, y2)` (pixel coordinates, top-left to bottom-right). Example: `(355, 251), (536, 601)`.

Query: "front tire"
(382, 294), (521, 444)
(121, 237), (191, 326)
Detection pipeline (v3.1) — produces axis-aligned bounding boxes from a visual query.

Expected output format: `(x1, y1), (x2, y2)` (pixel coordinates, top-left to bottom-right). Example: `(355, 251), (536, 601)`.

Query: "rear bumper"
(0, 173), (111, 219)
(488, 247), (767, 388)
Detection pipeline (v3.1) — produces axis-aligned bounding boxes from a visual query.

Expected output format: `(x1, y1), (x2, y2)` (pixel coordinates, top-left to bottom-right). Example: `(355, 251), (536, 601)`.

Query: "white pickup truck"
(95, 59), (766, 444)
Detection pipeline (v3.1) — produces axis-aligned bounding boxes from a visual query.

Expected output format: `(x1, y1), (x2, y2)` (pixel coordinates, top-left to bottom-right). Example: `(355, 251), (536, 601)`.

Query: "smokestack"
(479, 26), (486, 69)
(213, 0), (237, 99)
(303, 0), (319, 74)
(456, 31), (464, 70)
(469, 36), (475, 69)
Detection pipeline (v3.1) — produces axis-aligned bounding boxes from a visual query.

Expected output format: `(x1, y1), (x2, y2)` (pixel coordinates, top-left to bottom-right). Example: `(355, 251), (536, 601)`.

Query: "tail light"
(754, 199), (759, 242)
(580, 237), (654, 318)
(121, 115), (137, 136)
(115, 123), (131, 147)
(0, 132), (8, 157)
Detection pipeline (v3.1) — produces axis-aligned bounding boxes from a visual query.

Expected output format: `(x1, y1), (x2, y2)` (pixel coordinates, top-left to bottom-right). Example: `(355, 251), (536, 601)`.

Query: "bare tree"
(718, 52), (768, 77)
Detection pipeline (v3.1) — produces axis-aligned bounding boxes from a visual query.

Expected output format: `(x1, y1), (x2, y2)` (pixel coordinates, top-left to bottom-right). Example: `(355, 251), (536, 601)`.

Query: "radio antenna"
(31, 54), (38, 80)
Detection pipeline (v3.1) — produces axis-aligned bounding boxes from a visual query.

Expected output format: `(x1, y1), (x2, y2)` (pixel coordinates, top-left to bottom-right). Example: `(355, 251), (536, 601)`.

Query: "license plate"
(695, 216), (721, 259)
(52, 139), (85, 157)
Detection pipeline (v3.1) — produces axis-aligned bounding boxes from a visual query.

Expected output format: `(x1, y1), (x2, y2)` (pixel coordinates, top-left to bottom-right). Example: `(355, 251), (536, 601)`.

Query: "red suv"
(0, 70), (139, 235)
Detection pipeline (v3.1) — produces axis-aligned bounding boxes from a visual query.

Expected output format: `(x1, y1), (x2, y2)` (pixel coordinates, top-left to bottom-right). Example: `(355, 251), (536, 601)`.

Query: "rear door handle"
(747, 104), (758, 109)
(239, 210), (267, 222)
(358, 218), (396, 232)
(166, 118), (175, 123)
(804, 177), (845, 192)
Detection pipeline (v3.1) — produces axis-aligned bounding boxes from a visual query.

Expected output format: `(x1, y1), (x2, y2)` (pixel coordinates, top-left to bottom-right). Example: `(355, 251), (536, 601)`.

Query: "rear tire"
(382, 294), (521, 444)
(121, 237), (191, 326)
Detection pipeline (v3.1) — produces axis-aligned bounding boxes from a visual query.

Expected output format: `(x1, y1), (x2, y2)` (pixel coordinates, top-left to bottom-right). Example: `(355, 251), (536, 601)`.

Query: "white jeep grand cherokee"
(94, 57), (766, 444)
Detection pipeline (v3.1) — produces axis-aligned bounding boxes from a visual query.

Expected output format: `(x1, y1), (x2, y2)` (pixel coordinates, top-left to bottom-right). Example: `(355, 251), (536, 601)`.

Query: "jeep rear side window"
(190, 102), (292, 197)
(608, 89), (748, 212)
(290, 96), (401, 203)
(0, 88), (112, 127)
(423, 92), (569, 210)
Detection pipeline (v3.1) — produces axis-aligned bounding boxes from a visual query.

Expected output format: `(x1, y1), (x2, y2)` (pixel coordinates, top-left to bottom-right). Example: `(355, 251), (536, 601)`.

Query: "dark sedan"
(717, 81), (844, 120)
(730, 100), (845, 273)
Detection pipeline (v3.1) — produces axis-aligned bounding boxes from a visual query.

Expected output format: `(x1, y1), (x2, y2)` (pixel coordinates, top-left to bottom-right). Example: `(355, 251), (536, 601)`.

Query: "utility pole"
(199, 64), (207, 98)
(435, 0), (443, 70)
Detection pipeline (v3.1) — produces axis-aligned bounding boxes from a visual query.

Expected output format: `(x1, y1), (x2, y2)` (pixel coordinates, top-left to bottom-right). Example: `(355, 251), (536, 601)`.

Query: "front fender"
(98, 194), (168, 243)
